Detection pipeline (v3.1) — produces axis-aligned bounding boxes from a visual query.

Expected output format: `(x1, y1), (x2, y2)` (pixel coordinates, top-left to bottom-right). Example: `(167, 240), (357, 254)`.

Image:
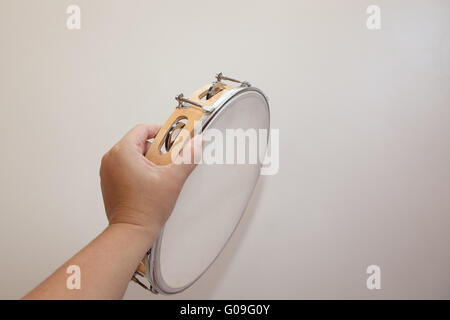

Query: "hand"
(100, 124), (199, 238)
(23, 124), (201, 300)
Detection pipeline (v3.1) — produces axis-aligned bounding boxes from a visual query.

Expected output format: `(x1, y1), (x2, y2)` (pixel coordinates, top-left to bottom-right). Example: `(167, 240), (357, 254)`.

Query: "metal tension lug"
(131, 272), (159, 294)
(216, 72), (251, 87)
(175, 93), (212, 113)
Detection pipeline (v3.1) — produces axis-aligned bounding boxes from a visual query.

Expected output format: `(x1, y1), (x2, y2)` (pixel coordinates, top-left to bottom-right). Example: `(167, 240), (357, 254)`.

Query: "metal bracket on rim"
(175, 93), (209, 112)
(216, 72), (251, 87)
(131, 273), (159, 294)
(131, 251), (159, 294)
(174, 73), (251, 113)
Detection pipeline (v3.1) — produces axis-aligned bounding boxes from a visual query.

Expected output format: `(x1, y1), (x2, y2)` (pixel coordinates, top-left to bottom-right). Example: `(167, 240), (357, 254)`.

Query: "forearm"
(23, 223), (156, 300)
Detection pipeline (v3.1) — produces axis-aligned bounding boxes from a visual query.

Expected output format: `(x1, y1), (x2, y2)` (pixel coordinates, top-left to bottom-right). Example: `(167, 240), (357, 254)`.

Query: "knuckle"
(134, 123), (146, 130)
(101, 152), (109, 164)
(110, 144), (122, 156)
(100, 144), (123, 173)
(100, 153), (109, 170)
(100, 152), (111, 175)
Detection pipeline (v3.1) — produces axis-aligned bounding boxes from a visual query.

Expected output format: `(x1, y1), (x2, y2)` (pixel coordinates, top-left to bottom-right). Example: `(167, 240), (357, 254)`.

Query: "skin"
(23, 124), (201, 299)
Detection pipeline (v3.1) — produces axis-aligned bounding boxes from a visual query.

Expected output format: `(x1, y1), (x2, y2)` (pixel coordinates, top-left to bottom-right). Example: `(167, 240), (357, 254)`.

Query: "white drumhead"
(150, 89), (269, 293)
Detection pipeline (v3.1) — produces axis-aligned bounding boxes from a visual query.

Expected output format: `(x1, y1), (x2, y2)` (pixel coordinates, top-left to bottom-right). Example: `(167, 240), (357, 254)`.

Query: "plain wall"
(0, 0), (449, 299)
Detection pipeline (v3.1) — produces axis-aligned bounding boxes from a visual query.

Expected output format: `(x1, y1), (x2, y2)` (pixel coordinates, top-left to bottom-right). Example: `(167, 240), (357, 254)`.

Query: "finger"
(122, 124), (161, 154)
(144, 140), (152, 154)
(170, 135), (203, 179)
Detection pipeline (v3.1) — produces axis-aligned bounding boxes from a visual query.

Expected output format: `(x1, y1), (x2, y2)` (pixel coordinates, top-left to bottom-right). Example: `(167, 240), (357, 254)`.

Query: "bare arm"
(23, 124), (199, 299)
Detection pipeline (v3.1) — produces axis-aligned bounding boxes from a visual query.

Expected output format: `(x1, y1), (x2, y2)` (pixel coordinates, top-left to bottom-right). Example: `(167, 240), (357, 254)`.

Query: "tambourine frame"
(132, 77), (270, 294)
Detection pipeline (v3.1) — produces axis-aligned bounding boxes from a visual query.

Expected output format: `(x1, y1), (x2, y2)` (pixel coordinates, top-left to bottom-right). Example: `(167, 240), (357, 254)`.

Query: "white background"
(0, 0), (449, 299)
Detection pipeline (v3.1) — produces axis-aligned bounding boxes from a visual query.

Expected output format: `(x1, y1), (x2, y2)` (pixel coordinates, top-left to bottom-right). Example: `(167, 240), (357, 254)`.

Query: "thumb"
(169, 135), (203, 180)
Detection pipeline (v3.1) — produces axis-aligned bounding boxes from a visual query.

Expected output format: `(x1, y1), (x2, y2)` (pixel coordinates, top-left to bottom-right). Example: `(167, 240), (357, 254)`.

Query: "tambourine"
(132, 73), (270, 294)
